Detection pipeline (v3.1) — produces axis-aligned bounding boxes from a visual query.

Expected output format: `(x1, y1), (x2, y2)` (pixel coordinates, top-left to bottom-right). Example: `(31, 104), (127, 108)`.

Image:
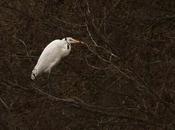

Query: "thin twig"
(13, 36), (32, 62)
(0, 97), (9, 111)
(85, 24), (97, 46)
(55, 17), (86, 27)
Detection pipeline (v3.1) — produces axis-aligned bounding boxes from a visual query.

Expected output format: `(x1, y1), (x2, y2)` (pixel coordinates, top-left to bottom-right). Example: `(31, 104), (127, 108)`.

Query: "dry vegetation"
(1, 0), (175, 129)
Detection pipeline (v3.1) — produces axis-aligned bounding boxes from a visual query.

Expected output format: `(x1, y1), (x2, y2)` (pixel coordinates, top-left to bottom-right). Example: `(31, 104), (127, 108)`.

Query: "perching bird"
(31, 37), (81, 80)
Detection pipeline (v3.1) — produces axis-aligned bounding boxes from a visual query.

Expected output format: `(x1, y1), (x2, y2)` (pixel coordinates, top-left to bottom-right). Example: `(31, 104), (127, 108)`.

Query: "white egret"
(31, 37), (81, 81)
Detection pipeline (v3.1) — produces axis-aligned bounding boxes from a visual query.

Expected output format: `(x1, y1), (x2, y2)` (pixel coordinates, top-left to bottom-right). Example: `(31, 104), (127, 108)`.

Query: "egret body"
(31, 37), (81, 80)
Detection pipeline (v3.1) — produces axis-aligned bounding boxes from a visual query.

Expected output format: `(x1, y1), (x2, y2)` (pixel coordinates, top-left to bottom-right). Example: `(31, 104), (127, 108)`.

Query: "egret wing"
(34, 40), (64, 73)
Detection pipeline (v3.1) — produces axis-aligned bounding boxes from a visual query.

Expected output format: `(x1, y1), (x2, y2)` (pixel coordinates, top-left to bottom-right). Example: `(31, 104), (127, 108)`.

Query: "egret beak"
(73, 39), (82, 44)
(72, 38), (86, 46)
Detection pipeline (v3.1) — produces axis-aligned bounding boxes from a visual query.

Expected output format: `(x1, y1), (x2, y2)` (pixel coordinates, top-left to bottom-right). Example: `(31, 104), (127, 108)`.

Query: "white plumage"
(31, 37), (81, 80)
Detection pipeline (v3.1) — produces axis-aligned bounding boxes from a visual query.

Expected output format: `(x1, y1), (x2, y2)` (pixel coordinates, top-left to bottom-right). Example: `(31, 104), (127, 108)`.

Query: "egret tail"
(31, 69), (38, 80)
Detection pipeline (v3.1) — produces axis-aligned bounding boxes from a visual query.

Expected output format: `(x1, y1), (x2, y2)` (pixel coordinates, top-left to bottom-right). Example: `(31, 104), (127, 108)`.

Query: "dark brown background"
(1, 0), (175, 129)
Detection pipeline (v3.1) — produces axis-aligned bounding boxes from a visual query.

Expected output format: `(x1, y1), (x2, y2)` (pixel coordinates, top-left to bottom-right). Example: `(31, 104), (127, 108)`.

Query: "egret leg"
(48, 71), (52, 93)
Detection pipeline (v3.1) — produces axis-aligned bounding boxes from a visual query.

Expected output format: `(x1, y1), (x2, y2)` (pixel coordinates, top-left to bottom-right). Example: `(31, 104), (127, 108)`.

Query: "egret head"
(63, 37), (81, 44)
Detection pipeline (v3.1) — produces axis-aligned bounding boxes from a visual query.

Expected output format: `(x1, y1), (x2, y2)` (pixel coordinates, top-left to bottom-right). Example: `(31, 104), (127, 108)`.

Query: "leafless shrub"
(1, 0), (175, 129)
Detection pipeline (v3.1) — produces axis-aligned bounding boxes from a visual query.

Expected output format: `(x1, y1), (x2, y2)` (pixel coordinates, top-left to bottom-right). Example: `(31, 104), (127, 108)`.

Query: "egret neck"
(65, 38), (71, 49)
